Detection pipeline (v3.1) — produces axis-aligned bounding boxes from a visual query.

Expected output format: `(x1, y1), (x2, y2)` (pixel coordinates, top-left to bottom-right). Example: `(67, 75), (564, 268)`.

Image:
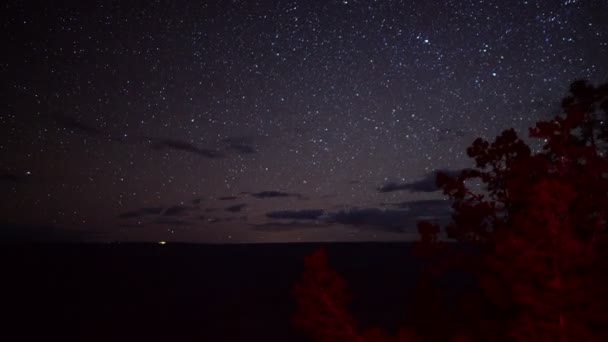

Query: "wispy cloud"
(377, 169), (469, 193)
(217, 196), (238, 201)
(222, 136), (257, 154)
(163, 205), (197, 216)
(117, 206), (164, 219)
(266, 209), (324, 220)
(51, 112), (228, 159)
(148, 139), (225, 159)
(250, 221), (331, 232)
(152, 218), (194, 226)
(325, 199), (452, 233)
(250, 191), (304, 199)
(225, 203), (247, 212)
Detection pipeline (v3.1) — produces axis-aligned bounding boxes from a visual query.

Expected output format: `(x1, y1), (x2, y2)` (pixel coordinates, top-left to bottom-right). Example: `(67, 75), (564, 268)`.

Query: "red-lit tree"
(418, 80), (608, 340)
(292, 247), (424, 342)
(292, 80), (608, 341)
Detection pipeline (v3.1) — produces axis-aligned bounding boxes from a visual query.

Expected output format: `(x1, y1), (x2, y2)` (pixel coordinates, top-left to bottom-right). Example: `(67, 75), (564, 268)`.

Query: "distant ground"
(0, 242), (476, 341)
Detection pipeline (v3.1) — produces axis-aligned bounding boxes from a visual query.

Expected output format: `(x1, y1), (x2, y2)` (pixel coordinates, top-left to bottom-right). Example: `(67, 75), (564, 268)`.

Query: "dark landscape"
(0, 242), (476, 341)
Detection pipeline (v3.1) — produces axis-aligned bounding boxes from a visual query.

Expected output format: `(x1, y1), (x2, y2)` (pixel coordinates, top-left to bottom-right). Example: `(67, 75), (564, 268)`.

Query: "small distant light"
(158, 241), (167, 245)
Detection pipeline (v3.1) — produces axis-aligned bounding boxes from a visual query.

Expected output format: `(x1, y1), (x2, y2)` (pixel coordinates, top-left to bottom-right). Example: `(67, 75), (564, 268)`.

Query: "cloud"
(248, 199), (453, 233)
(50, 112), (226, 160)
(250, 191), (304, 199)
(251, 191), (290, 198)
(250, 221), (331, 232)
(222, 136), (257, 154)
(217, 196), (238, 201)
(377, 169), (469, 193)
(152, 218), (194, 226)
(327, 208), (410, 232)
(117, 206), (165, 219)
(325, 200), (452, 233)
(118, 202), (200, 222)
(376, 182), (411, 193)
(227, 143), (257, 154)
(117, 211), (142, 219)
(266, 209), (324, 220)
(196, 214), (223, 223)
(163, 205), (195, 216)
(222, 216), (248, 223)
(382, 199), (454, 213)
(148, 139), (224, 159)
(225, 203), (247, 212)
(118, 223), (144, 228)
(140, 207), (165, 215)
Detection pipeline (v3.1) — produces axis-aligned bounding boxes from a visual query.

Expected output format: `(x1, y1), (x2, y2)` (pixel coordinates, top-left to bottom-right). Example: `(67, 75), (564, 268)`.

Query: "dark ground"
(0, 242), (477, 341)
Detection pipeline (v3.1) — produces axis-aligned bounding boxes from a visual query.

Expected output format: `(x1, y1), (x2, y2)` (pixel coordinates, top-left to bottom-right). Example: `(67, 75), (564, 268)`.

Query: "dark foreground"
(0, 242), (476, 341)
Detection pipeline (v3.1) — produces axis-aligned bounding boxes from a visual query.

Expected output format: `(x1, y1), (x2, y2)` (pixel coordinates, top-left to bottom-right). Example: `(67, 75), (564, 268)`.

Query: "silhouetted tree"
(292, 80), (608, 341)
(415, 79), (608, 340)
(562, 80), (608, 154)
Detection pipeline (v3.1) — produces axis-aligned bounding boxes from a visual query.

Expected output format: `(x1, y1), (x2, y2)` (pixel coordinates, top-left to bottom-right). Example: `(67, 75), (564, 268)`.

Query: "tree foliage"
(292, 80), (608, 341)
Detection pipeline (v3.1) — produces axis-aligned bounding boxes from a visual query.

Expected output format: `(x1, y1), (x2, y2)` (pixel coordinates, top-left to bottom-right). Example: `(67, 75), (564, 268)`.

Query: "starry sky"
(1, 0), (607, 243)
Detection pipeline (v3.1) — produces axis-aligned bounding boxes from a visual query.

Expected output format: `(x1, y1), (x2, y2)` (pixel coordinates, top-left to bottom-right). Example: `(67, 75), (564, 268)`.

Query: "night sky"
(2, 0), (607, 243)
